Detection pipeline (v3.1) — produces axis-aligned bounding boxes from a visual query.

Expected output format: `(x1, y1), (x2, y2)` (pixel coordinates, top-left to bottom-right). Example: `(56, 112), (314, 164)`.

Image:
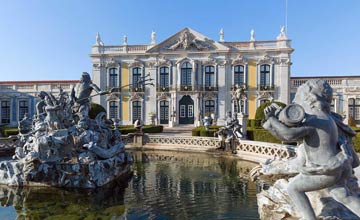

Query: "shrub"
(191, 128), (200, 136)
(255, 101), (286, 120)
(89, 102), (106, 119)
(348, 115), (357, 127)
(0, 127), (19, 137)
(246, 128), (281, 144)
(119, 125), (163, 134)
(353, 133), (360, 153)
(247, 119), (262, 129)
(192, 126), (221, 137)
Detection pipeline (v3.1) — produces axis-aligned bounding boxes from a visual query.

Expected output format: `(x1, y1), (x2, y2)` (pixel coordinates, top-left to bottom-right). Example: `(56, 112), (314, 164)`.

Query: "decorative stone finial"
(151, 31), (156, 44)
(250, 29), (255, 41)
(123, 34), (128, 46)
(277, 26), (287, 40)
(95, 32), (104, 46)
(219, 28), (224, 42)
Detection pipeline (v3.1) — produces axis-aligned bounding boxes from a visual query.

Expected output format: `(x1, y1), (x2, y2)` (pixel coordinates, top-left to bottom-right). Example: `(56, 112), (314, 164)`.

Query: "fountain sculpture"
(0, 72), (155, 188)
(251, 79), (360, 220)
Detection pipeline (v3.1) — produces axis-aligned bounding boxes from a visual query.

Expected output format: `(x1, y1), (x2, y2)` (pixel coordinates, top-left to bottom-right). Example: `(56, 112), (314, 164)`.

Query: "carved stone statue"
(232, 84), (247, 113)
(70, 72), (106, 122)
(151, 31), (156, 44)
(123, 34), (128, 46)
(216, 111), (242, 154)
(253, 79), (360, 220)
(0, 73), (133, 188)
(95, 32), (104, 46)
(250, 29), (255, 41)
(277, 26), (287, 40)
(219, 28), (224, 42)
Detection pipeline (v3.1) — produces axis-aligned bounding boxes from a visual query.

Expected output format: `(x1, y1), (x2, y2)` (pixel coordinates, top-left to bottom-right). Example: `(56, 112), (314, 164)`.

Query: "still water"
(0, 151), (260, 220)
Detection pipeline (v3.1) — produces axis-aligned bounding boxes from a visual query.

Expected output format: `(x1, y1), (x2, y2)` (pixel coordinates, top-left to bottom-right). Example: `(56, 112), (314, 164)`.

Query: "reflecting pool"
(0, 150), (260, 220)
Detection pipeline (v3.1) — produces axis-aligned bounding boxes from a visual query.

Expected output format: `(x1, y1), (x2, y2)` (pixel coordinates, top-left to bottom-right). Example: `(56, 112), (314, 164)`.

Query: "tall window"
(109, 68), (118, 87)
(18, 100), (28, 120)
(181, 62), (192, 86)
(260, 64), (271, 86)
(132, 67), (142, 88)
(1, 101), (10, 124)
(132, 101), (142, 123)
(205, 66), (215, 87)
(234, 65), (245, 86)
(349, 98), (360, 120)
(205, 100), (215, 114)
(109, 101), (118, 119)
(159, 67), (169, 88)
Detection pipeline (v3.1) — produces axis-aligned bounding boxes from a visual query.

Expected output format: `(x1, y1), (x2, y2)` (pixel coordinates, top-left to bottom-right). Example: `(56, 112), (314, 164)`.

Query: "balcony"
(257, 84), (275, 91)
(180, 85), (192, 91)
(202, 86), (218, 91)
(231, 84), (247, 90)
(156, 85), (170, 92)
(131, 86), (144, 93)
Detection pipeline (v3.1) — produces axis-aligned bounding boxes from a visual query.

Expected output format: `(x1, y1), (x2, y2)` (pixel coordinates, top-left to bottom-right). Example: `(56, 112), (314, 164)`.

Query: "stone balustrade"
(0, 134), (296, 163)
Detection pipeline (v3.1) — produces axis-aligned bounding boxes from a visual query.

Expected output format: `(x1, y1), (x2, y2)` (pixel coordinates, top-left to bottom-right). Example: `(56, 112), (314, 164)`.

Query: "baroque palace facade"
(1, 28), (359, 127)
(90, 27), (293, 126)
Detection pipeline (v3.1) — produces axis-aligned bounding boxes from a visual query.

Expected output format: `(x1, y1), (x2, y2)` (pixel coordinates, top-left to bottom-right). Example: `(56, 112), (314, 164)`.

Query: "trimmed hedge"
(119, 125), (163, 134)
(192, 126), (222, 137)
(247, 128), (282, 144)
(89, 102), (106, 119)
(247, 119), (262, 129)
(0, 127), (19, 137)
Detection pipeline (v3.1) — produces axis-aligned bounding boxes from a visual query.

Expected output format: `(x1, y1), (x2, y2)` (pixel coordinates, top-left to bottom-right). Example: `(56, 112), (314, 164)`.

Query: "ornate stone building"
(90, 27), (293, 126)
(290, 76), (360, 124)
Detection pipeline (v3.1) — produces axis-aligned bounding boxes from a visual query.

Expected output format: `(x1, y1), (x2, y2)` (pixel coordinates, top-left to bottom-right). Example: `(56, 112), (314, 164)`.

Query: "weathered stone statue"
(70, 72), (107, 122)
(252, 79), (360, 220)
(232, 84), (246, 113)
(0, 73), (133, 188)
(217, 111), (243, 154)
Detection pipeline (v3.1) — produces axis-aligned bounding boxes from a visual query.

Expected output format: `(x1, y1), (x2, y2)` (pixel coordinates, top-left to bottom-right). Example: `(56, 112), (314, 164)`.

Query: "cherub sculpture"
(252, 79), (360, 220)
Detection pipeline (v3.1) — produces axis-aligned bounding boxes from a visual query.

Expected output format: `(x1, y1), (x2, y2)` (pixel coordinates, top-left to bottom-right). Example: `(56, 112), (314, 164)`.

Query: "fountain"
(0, 72), (135, 188)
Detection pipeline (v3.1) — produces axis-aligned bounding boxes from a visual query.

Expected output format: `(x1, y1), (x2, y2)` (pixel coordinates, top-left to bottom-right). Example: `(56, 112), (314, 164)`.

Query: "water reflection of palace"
(0, 151), (260, 220)
(128, 151), (259, 220)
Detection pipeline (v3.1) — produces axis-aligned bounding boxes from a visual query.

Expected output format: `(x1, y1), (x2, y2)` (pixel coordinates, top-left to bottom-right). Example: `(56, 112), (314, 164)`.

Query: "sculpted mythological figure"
(232, 84), (246, 113)
(254, 79), (360, 220)
(70, 72), (107, 122)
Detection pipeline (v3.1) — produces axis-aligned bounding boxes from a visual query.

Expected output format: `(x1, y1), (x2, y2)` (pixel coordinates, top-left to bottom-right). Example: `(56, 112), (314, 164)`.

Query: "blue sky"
(0, 0), (359, 81)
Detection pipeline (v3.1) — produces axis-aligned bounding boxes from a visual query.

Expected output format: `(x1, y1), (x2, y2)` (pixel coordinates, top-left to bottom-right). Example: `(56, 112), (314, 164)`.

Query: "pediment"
(147, 27), (229, 53)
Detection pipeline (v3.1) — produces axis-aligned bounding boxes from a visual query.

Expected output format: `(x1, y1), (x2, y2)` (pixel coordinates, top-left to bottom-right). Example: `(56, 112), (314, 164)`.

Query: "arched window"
(234, 65), (245, 86)
(109, 68), (118, 87)
(181, 62), (192, 86)
(349, 98), (360, 120)
(205, 100), (215, 114)
(260, 64), (271, 88)
(159, 67), (169, 88)
(132, 101), (142, 123)
(205, 66), (215, 87)
(132, 67), (142, 88)
(109, 101), (118, 119)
